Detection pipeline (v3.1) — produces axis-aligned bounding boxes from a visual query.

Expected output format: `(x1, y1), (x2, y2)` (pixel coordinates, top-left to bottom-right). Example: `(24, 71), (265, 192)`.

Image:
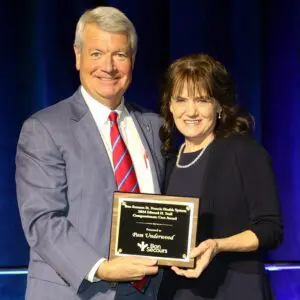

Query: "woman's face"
(169, 82), (219, 145)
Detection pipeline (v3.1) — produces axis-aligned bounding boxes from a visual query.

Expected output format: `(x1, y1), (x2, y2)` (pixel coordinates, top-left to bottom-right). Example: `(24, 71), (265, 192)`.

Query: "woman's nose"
(186, 100), (197, 115)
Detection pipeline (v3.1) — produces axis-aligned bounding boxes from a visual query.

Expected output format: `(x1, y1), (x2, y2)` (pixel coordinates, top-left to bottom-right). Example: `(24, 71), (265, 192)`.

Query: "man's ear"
(131, 52), (136, 70)
(74, 45), (81, 71)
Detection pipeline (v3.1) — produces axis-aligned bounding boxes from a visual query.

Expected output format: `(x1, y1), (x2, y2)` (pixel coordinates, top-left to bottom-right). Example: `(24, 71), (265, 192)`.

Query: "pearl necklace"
(176, 143), (209, 168)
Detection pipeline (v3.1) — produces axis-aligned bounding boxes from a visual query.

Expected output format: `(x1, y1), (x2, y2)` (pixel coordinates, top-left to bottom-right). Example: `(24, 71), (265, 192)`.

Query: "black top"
(166, 146), (212, 244)
(158, 135), (282, 299)
(166, 145), (210, 197)
(163, 135), (283, 273)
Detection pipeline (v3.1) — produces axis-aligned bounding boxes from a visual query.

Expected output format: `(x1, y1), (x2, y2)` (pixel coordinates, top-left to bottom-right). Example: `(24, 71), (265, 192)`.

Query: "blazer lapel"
(126, 103), (162, 193)
(68, 92), (163, 196)
(69, 89), (117, 199)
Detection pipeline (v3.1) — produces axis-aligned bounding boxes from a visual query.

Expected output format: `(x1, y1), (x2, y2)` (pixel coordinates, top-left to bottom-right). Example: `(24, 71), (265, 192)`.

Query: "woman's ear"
(169, 101), (174, 114)
(217, 105), (223, 119)
(215, 101), (222, 114)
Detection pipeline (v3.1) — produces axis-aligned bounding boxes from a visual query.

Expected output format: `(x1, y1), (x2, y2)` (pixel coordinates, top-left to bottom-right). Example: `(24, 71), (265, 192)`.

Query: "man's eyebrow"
(114, 48), (130, 52)
(87, 48), (103, 52)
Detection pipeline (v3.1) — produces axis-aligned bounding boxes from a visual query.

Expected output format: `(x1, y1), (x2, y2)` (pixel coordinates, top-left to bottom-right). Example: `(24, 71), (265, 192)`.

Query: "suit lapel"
(69, 89), (117, 200)
(126, 103), (162, 193)
(68, 91), (163, 195)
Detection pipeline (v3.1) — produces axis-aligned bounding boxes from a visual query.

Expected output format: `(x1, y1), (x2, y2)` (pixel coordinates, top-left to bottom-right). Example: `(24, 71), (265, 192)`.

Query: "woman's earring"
(218, 111), (222, 119)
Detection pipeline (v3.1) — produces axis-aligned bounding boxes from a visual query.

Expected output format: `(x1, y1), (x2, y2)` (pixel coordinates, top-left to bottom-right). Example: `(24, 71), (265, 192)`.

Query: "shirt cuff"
(85, 258), (107, 283)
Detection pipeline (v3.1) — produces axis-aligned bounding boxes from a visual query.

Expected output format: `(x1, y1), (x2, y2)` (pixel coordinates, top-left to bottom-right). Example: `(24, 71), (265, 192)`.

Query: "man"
(16, 6), (164, 300)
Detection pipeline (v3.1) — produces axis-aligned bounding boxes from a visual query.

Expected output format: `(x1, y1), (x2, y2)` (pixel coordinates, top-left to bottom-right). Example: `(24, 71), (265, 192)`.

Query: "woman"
(158, 54), (283, 300)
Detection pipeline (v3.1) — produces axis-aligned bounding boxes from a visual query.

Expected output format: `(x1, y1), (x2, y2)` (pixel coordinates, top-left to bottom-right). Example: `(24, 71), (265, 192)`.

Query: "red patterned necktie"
(109, 111), (149, 292)
(109, 111), (140, 193)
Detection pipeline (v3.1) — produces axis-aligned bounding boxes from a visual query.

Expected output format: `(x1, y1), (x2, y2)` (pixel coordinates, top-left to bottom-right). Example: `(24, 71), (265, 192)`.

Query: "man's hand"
(96, 256), (158, 282)
(171, 239), (219, 278)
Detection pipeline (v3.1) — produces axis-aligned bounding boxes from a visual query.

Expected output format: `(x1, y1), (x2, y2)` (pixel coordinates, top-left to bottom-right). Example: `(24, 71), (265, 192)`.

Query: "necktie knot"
(109, 111), (118, 123)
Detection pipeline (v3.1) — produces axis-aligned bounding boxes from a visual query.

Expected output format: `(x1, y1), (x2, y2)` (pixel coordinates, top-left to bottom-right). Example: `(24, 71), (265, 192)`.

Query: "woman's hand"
(171, 230), (259, 278)
(171, 239), (219, 278)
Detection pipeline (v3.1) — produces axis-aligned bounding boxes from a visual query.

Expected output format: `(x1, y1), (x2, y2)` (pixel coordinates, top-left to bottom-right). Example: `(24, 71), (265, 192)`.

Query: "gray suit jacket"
(16, 89), (165, 300)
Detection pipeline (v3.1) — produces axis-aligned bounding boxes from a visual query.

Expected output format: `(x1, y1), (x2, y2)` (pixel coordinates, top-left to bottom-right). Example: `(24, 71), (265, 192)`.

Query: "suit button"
(110, 282), (118, 288)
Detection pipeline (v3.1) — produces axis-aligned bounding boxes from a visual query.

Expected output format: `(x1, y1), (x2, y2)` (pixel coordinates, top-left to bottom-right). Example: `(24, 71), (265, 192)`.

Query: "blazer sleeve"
(15, 117), (101, 293)
(234, 137), (283, 249)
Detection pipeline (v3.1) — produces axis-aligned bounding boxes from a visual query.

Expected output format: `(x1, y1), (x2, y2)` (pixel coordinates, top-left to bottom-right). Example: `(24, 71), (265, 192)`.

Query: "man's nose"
(101, 54), (115, 73)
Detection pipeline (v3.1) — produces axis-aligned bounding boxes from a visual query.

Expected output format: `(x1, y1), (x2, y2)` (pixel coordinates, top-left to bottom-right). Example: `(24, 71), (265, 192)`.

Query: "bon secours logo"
(137, 241), (167, 254)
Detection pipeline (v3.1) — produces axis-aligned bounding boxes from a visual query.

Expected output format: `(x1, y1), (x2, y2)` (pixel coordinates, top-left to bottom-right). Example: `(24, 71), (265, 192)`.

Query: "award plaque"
(109, 192), (199, 268)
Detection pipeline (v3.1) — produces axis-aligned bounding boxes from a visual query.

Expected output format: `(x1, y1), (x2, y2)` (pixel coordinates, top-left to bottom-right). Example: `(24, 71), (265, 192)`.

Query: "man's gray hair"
(74, 7), (138, 57)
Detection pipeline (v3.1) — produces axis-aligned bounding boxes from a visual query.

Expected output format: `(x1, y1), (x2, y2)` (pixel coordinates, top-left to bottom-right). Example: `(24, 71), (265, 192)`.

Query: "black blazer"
(164, 134), (283, 273)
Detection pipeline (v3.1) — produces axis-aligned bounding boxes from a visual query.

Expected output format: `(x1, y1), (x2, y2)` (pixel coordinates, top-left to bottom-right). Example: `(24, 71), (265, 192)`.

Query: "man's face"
(74, 23), (133, 109)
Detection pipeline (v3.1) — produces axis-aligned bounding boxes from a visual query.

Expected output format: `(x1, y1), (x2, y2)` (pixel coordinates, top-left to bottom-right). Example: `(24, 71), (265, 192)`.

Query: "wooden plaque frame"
(109, 192), (199, 268)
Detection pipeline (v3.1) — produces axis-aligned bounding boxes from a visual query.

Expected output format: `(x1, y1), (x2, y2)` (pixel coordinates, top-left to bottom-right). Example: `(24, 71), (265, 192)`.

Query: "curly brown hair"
(159, 54), (254, 155)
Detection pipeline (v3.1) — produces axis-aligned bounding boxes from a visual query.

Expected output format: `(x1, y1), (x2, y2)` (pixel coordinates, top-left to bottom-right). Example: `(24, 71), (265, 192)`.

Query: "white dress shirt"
(81, 86), (155, 281)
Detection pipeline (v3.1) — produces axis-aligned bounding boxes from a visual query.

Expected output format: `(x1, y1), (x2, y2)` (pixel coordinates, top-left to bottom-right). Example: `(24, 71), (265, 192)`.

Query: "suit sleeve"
(15, 117), (101, 293)
(234, 138), (283, 249)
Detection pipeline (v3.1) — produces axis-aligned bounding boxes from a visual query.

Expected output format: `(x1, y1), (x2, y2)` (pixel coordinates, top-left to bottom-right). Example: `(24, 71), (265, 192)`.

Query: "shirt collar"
(81, 85), (126, 125)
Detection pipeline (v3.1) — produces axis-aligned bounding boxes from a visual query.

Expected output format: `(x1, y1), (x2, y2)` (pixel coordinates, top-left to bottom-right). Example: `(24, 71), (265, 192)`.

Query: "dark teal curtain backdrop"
(1, 0), (299, 299)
